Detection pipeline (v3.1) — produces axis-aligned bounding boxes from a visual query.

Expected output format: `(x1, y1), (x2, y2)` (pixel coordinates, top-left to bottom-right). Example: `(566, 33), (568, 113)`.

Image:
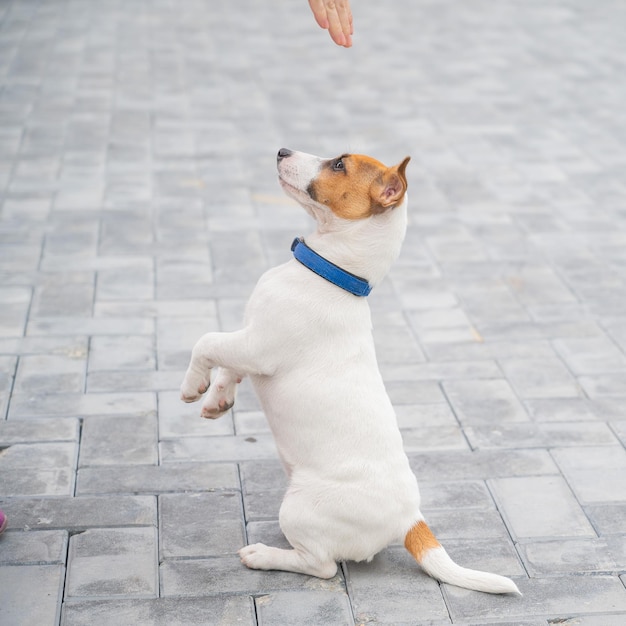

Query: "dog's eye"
(333, 159), (345, 172)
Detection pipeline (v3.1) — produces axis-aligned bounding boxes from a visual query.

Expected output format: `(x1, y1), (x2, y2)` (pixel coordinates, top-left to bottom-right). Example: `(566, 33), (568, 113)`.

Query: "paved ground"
(1, 0), (625, 624)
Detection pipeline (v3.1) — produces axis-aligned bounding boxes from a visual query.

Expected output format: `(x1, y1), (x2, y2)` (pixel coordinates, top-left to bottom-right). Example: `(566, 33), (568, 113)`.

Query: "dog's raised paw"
(201, 397), (234, 419)
(180, 371), (210, 403)
(200, 368), (238, 418)
(180, 384), (207, 403)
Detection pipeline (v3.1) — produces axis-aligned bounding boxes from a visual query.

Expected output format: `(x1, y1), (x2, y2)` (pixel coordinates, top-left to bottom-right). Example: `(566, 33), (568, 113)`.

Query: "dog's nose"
(277, 148), (293, 162)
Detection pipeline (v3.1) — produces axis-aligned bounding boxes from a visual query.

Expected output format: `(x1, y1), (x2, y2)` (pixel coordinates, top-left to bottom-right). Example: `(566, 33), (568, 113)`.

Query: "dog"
(180, 148), (520, 595)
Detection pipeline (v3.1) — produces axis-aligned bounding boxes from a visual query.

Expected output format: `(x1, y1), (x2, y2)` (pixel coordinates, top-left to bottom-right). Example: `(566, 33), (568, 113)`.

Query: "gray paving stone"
(234, 409), (273, 435)
(239, 460), (288, 494)
(578, 373), (626, 398)
(94, 298), (218, 320)
(611, 420), (626, 447)
(551, 446), (626, 503)
(380, 359), (502, 383)
(66, 527), (157, 598)
(0, 335), (88, 359)
(443, 379), (530, 425)
(246, 521), (292, 550)
(242, 489), (284, 522)
(88, 335), (155, 371)
(395, 402), (460, 429)
(31, 272), (95, 317)
(497, 357), (582, 398)
(401, 426), (469, 452)
(506, 265), (577, 307)
(61, 596), (256, 626)
(160, 433), (279, 463)
(345, 548), (449, 624)
(77, 461), (239, 495)
(519, 536), (626, 576)
(553, 336), (626, 375)
(407, 306), (475, 345)
(540, 616), (626, 626)
(0, 495), (156, 531)
(256, 590), (354, 626)
(523, 397), (604, 422)
(0, 286), (32, 336)
(386, 379), (446, 405)
(9, 390), (156, 419)
(0, 564), (64, 626)
(96, 266), (154, 300)
(0, 467), (75, 497)
(373, 324), (426, 364)
(159, 492), (245, 558)
(0, 530), (68, 565)
(455, 285), (529, 326)
(0, 441), (77, 470)
(423, 338), (557, 363)
(585, 504), (626, 536)
(465, 421), (618, 449)
(418, 480), (495, 511)
(421, 510), (512, 542)
(0, 441), (77, 496)
(157, 316), (220, 370)
(26, 316), (154, 337)
(79, 415), (158, 467)
(0, 417), (79, 444)
(453, 621), (544, 626)
(489, 476), (595, 539)
(444, 575), (626, 621)
(160, 556), (345, 597)
(408, 449), (558, 482)
(14, 353), (86, 393)
(86, 369), (181, 393)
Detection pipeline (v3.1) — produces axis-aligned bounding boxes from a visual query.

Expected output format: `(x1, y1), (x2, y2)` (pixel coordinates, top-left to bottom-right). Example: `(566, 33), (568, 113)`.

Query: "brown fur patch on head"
(307, 154), (410, 220)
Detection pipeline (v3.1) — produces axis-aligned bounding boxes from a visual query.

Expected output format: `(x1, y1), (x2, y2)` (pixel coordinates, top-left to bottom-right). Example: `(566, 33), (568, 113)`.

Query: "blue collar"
(291, 237), (372, 297)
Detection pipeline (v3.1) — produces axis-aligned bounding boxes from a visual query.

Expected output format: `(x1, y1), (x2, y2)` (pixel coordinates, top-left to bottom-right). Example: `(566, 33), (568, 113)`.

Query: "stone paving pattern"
(1, 0), (625, 624)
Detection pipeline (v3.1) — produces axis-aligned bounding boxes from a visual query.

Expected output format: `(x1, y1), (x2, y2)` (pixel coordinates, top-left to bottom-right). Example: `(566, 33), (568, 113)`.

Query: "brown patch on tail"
(404, 520), (440, 562)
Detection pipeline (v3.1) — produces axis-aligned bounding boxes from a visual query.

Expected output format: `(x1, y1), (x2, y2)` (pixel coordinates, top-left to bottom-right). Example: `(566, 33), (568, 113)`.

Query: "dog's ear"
(370, 156), (410, 213)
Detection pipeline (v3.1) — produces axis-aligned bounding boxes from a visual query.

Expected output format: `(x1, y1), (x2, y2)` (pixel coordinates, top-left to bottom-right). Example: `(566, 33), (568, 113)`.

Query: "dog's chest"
(246, 261), (373, 343)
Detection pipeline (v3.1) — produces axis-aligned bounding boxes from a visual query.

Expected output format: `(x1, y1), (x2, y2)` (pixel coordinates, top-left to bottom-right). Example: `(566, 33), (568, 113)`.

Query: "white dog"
(181, 149), (520, 595)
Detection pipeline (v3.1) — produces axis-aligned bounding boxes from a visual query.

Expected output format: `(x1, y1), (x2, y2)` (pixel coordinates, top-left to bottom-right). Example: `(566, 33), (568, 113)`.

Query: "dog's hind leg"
(200, 367), (242, 419)
(239, 543), (337, 579)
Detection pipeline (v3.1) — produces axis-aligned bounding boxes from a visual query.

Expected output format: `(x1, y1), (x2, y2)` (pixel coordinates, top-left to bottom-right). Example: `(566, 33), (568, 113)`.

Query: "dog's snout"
(277, 148), (293, 162)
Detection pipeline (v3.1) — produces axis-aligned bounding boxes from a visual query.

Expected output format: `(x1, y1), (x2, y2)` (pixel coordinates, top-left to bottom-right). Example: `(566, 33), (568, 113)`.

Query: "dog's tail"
(404, 520), (521, 595)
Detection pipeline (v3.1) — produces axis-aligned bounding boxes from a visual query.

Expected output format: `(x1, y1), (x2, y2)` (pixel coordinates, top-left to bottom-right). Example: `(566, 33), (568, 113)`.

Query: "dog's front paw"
(200, 367), (239, 419)
(201, 396), (234, 419)
(180, 370), (210, 403)
(239, 543), (273, 571)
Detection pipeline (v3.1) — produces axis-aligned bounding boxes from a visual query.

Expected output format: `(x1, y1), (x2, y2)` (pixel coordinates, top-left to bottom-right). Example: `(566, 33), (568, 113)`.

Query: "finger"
(324, 1), (349, 47)
(335, 0), (353, 38)
(308, 0), (329, 29)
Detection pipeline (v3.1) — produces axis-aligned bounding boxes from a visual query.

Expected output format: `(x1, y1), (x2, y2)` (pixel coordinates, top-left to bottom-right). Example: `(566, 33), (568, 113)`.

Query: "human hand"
(308, 0), (353, 47)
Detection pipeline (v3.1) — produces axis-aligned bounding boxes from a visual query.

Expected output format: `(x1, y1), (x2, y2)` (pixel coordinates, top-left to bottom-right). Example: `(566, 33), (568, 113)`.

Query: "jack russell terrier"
(181, 148), (520, 595)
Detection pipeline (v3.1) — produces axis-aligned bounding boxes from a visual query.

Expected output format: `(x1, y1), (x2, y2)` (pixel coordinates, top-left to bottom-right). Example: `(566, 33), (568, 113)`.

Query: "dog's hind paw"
(239, 543), (338, 578)
(239, 543), (273, 570)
